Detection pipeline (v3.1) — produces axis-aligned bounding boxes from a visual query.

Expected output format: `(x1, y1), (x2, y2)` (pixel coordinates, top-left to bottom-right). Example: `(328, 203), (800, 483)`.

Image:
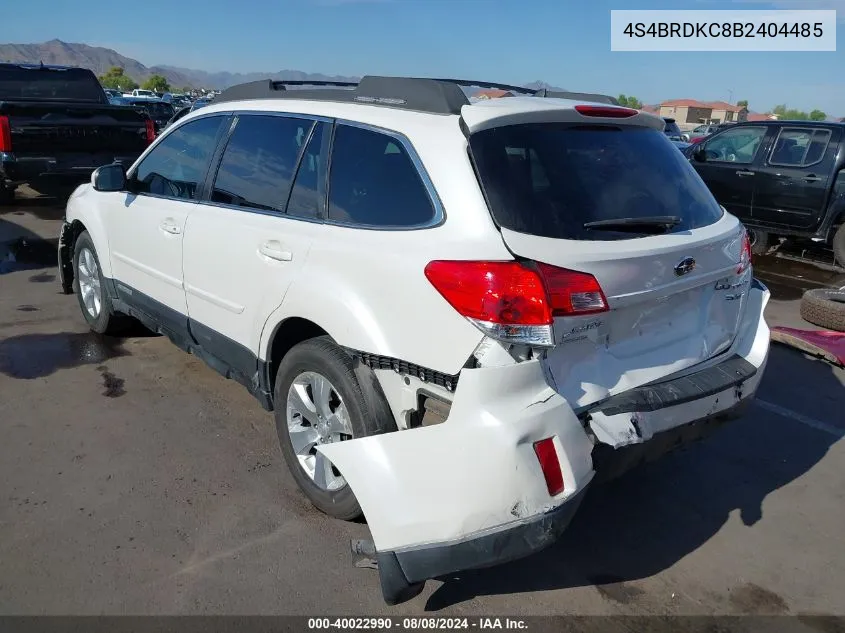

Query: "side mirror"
(92, 163), (127, 192)
(692, 147), (707, 162)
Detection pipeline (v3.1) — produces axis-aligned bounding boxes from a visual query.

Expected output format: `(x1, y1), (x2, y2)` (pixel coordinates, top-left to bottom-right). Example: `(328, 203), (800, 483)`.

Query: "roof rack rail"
(215, 76), (621, 114)
(215, 76), (472, 115)
(534, 89), (620, 106)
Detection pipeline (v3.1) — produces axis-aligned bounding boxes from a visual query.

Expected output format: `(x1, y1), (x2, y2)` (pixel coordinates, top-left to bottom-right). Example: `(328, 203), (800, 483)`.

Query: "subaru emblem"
(674, 257), (696, 276)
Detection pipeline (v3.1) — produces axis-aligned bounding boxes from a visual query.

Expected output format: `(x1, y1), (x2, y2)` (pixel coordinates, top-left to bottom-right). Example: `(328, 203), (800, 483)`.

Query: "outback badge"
(674, 256), (696, 276)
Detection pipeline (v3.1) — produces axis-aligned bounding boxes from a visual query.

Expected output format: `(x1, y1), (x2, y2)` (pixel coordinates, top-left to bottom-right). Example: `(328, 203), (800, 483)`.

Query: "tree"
(617, 94), (644, 109)
(737, 99), (748, 108)
(771, 104), (824, 121)
(98, 66), (138, 91)
(142, 74), (170, 93)
(810, 109), (827, 121)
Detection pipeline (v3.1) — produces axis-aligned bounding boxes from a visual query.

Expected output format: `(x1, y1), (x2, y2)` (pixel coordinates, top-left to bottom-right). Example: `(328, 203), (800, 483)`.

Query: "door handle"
(803, 175), (822, 182)
(159, 219), (182, 235)
(259, 240), (292, 262)
(735, 170), (755, 177)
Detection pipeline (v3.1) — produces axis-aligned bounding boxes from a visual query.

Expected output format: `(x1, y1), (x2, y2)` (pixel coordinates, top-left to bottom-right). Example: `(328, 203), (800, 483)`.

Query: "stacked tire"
(800, 288), (845, 332)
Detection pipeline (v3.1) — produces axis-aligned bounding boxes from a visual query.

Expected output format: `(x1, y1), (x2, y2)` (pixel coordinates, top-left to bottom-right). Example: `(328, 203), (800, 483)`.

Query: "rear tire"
(273, 336), (397, 520)
(800, 288), (845, 333)
(832, 224), (845, 267)
(72, 231), (129, 335)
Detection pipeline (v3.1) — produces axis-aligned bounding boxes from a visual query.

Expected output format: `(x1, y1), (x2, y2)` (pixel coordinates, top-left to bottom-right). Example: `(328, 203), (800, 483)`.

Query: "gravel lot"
(1, 192), (844, 616)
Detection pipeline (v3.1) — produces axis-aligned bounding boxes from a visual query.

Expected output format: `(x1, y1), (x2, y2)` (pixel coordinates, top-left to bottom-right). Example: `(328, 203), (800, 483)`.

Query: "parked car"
(0, 63), (154, 203)
(662, 117), (687, 141)
(131, 88), (157, 98)
(688, 122), (735, 144)
(57, 77), (770, 604)
(686, 120), (845, 261)
(122, 98), (176, 132)
(189, 97), (212, 111)
(103, 88), (121, 100)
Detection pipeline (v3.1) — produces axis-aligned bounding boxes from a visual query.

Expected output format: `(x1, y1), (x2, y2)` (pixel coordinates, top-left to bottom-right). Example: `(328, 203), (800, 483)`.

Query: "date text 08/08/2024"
(307, 617), (529, 630)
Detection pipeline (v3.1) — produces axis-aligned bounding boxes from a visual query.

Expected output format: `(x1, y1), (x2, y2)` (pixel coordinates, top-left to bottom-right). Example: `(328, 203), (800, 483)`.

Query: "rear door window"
(769, 128), (832, 167)
(327, 124), (435, 228)
(468, 123), (724, 241)
(211, 114), (314, 212)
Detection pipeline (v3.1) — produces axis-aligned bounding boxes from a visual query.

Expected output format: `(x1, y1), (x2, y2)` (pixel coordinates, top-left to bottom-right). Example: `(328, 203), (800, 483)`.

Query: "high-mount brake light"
(574, 105), (638, 118)
(0, 116), (12, 152)
(424, 260), (608, 347)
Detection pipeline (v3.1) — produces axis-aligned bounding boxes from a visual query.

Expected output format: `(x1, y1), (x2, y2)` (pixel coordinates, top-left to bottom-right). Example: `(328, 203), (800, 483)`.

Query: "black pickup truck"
(686, 120), (845, 262)
(0, 63), (154, 203)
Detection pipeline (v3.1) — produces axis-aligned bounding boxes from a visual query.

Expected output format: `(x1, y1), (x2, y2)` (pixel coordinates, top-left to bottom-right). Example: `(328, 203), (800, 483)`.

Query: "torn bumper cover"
(319, 279), (771, 604)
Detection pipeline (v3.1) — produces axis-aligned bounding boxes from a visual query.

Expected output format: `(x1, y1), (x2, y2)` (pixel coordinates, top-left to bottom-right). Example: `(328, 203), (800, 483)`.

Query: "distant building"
(474, 89), (514, 100)
(704, 101), (748, 123)
(641, 104), (660, 115)
(658, 99), (748, 124)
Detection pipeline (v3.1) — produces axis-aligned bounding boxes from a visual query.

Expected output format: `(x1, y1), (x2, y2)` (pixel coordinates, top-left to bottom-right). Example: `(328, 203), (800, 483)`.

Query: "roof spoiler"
(533, 89), (620, 106)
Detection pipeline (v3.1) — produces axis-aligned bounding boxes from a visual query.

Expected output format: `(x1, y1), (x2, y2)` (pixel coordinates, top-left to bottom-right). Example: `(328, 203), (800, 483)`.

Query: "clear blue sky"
(2, 0), (843, 115)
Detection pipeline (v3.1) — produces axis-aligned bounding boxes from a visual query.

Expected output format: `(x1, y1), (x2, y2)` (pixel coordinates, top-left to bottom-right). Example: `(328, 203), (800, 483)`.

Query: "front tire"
(273, 336), (396, 520)
(72, 231), (127, 335)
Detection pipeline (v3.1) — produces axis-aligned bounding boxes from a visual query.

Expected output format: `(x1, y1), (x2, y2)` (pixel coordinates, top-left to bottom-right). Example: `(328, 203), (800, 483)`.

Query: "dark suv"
(686, 121), (845, 261)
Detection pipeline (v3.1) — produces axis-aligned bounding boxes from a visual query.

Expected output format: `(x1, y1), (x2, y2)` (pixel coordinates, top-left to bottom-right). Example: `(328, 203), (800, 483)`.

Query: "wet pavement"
(1, 195), (844, 616)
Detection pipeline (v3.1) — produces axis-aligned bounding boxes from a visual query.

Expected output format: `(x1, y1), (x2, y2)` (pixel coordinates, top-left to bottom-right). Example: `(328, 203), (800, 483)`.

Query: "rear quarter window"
(469, 123), (724, 241)
(327, 124), (436, 228)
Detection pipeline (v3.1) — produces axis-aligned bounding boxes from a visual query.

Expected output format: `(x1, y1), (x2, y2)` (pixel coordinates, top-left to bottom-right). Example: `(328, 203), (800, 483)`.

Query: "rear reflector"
(0, 115), (11, 152)
(424, 260), (608, 347)
(533, 438), (565, 496)
(145, 118), (156, 145)
(575, 105), (638, 118)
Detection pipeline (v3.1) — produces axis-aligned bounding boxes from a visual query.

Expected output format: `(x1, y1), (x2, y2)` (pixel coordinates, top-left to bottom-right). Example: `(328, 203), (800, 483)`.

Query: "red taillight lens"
(424, 260), (608, 347)
(537, 263), (608, 316)
(534, 438), (565, 496)
(145, 119), (156, 145)
(0, 115), (12, 152)
(738, 230), (752, 274)
(424, 260), (553, 326)
(575, 105), (638, 118)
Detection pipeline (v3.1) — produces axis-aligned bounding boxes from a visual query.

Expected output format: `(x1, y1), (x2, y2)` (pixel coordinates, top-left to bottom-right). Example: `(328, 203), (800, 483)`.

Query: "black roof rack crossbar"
(534, 89), (620, 106)
(215, 76), (471, 114)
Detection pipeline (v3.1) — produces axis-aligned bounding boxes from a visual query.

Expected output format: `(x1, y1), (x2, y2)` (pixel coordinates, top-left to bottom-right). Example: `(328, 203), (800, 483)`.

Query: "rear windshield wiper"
(583, 216), (682, 232)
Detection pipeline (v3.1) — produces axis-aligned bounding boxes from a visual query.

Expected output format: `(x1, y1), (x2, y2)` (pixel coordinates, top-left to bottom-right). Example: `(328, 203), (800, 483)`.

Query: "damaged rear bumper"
(319, 279), (771, 604)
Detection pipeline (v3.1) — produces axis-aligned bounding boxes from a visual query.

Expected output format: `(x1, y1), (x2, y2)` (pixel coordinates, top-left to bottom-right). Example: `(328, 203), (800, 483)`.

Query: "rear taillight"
(574, 104), (638, 118)
(424, 260), (608, 347)
(537, 263), (608, 316)
(534, 438), (565, 496)
(738, 230), (752, 274)
(145, 119), (156, 145)
(0, 115), (12, 152)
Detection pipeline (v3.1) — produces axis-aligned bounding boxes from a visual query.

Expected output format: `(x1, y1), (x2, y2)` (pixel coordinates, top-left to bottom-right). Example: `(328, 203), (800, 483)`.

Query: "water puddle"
(0, 332), (129, 380)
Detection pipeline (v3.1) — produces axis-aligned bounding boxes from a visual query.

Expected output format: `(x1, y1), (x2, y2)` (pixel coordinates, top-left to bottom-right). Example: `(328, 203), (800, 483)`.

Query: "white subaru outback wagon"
(58, 76), (770, 604)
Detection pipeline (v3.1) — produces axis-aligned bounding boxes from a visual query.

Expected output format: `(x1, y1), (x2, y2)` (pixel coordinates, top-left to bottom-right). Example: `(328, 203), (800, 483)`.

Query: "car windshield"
(0, 66), (106, 102)
(469, 122), (724, 241)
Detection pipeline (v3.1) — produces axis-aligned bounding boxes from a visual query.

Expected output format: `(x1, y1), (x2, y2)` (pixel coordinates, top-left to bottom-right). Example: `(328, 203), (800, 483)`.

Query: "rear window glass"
(469, 123), (724, 241)
(0, 67), (105, 102)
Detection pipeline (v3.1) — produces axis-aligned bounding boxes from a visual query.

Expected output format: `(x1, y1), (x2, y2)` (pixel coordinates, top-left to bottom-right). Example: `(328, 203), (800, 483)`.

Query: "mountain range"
(0, 39), (566, 93)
